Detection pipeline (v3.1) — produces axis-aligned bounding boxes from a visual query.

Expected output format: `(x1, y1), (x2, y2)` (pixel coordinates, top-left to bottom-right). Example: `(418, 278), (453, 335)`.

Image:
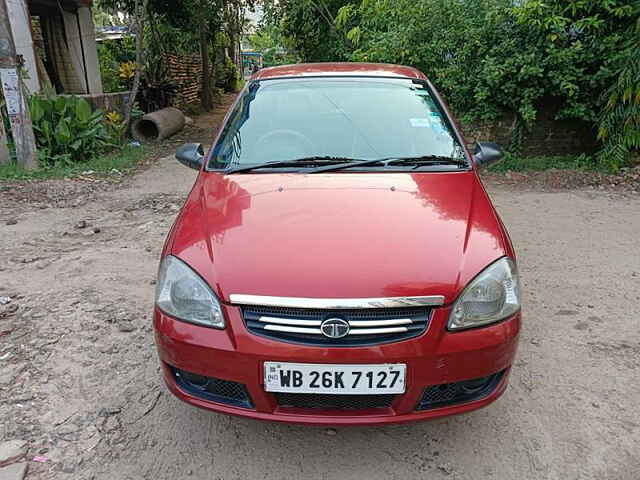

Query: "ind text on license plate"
(264, 362), (406, 394)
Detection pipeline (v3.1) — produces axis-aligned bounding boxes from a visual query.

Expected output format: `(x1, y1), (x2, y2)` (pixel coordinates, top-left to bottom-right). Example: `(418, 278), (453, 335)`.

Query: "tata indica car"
(154, 63), (521, 425)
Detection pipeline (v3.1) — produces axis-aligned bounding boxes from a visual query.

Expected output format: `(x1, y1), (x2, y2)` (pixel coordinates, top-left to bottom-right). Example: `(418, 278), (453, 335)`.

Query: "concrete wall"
(76, 91), (130, 114)
(460, 100), (598, 157)
(8, 2), (103, 95)
(77, 7), (103, 94)
(60, 11), (88, 94)
(6, 0), (40, 94)
(59, 8), (103, 94)
(0, 122), (10, 165)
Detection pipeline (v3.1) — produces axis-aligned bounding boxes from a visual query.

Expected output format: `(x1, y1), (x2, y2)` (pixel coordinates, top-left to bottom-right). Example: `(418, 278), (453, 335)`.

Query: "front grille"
(416, 370), (505, 410)
(275, 393), (396, 410)
(170, 366), (253, 409)
(242, 306), (431, 346)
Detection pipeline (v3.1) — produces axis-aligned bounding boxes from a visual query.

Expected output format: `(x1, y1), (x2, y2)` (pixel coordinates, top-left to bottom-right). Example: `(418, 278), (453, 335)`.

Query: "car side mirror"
(176, 143), (204, 170)
(472, 142), (504, 168)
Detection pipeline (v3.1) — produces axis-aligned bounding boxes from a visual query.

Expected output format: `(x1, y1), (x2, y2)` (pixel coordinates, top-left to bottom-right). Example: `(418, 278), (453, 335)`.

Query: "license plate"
(264, 362), (406, 394)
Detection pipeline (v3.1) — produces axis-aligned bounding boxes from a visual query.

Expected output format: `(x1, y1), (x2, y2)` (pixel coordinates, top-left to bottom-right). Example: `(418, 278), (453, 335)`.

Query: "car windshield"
(208, 77), (466, 170)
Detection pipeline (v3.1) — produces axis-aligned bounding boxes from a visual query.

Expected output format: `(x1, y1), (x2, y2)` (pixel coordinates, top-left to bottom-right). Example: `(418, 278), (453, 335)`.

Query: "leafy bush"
(98, 43), (121, 93)
(267, 0), (639, 169)
(597, 16), (640, 170)
(216, 56), (240, 92)
(99, 35), (136, 64)
(137, 77), (177, 112)
(488, 153), (598, 172)
(118, 61), (136, 89)
(29, 92), (117, 166)
(97, 37), (137, 93)
(137, 50), (177, 112)
(248, 27), (300, 67)
(263, 0), (352, 62)
(334, 0), (635, 125)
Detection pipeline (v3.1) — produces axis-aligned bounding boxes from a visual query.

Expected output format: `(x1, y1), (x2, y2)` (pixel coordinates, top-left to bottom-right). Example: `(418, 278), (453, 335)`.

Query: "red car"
(154, 63), (521, 425)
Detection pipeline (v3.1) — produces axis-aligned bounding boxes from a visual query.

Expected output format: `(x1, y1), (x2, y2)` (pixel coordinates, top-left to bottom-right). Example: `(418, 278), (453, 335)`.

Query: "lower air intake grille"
(275, 393), (396, 410)
(242, 306), (431, 346)
(416, 370), (505, 410)
(170, 366), (253, 409)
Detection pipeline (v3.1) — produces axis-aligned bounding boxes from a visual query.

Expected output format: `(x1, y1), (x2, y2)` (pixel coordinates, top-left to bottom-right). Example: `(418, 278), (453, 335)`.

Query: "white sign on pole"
(0, 67), (21, 115)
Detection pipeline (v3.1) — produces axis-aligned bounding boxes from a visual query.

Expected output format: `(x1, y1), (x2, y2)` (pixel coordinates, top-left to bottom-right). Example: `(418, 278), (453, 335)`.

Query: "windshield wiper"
(225, 155), (468, 174)
(305, 155), (468, 173)
(225, 156), (367, 174)
(387, 155), (469, 168)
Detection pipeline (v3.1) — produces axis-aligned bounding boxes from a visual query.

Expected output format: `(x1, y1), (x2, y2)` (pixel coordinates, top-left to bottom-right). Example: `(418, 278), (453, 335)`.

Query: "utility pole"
(0, 0), (38, 169)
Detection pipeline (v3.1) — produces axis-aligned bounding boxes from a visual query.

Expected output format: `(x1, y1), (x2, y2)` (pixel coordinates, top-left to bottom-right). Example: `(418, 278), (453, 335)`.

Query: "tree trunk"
(199, 10), (213, 111)
(210, 39), (218, 92)
(232, 3), (241, 70)
(225, 1), (241, 71)
(123, 0), (149, 136)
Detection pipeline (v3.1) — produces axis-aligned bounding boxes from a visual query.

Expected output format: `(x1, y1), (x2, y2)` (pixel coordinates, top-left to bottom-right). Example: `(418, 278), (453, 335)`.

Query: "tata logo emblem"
(320, 318), (350, 339)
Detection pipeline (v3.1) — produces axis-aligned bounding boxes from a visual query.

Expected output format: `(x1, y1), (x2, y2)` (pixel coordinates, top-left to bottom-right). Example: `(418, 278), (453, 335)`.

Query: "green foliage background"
(247, 26), (300, 66)
(98, 36), (137, 93)
(261, 0), (640, 170)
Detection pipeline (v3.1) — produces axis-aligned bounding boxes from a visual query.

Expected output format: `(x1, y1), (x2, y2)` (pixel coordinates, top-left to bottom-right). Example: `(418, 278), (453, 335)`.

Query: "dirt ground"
(1, 99), (639, 479)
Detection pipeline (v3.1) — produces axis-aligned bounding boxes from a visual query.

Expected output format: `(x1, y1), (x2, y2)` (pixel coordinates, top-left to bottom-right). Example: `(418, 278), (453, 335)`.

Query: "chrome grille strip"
(263, 325), (322, 334)
(348, 319), (412, 327)
(261, 324), (410, 336)
(258, 317), (412, 328)
(230, 294), (445, 309)
(258, 316), (322, 327)
(349, 327), (408, 335)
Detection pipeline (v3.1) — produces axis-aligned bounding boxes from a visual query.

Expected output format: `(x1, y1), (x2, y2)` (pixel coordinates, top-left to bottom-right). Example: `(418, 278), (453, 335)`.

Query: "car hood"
(170, 172), (510, 305)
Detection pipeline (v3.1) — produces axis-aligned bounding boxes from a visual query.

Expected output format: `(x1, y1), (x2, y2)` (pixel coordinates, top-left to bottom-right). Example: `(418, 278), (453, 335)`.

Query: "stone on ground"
(0, 463), (28, 480)
(0, 441), (26, 467)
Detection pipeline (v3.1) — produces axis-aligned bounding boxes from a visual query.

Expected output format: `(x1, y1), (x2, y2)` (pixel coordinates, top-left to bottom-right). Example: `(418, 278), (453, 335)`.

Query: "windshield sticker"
(429, 112), (445, 130)
(432, 123), (447, 135)
(409, 118), (431, 128)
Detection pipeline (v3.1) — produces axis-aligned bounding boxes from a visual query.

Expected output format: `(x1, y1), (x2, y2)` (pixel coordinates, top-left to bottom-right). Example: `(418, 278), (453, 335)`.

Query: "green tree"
(597, 14), (640, 168)
(329, 0), (638, 167)
(248, 25), (299, 66)
(337, 0), (545, 123)
(262, 0), (353, 61)
(513, 0), (639, 167)
(99, 0), (247, 110)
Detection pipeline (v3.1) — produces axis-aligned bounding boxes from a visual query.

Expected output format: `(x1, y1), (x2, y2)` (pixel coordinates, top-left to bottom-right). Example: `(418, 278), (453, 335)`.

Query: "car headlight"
(448, 257), (520, 331)
(155, 255), (225, 328)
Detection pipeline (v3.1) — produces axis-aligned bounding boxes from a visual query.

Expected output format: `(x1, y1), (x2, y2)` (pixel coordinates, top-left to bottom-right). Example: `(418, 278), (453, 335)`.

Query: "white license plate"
(264, 362), (406, 394)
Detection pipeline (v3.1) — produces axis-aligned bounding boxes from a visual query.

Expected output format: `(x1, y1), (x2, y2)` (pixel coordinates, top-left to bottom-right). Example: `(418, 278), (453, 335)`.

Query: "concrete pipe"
(132, 107), (186, 142)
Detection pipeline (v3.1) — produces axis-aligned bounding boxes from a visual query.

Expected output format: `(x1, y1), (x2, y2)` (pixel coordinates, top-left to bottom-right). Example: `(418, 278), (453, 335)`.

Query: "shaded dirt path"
(1, 107), (639, 478)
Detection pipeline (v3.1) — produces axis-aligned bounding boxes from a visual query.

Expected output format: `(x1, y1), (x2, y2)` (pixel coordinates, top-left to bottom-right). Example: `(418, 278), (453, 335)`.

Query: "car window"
(209, 77), (464, 169)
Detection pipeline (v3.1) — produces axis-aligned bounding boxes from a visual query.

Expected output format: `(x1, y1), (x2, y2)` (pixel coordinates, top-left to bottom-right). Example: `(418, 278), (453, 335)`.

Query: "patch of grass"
(0, 145), (146, 181)
(488, 153), (602, 173)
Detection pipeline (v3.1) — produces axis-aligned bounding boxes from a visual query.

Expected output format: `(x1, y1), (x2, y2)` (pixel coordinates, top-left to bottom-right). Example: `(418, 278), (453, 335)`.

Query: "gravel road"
(1, 150), (639, 479)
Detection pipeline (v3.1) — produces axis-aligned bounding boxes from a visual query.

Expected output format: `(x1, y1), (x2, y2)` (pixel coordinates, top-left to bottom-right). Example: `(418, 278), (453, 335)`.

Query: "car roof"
(252, 62), (427, 81)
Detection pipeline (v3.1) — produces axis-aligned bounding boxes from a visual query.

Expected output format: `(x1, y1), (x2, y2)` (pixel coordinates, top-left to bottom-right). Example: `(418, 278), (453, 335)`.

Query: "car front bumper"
(154, 305), (520, 425)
